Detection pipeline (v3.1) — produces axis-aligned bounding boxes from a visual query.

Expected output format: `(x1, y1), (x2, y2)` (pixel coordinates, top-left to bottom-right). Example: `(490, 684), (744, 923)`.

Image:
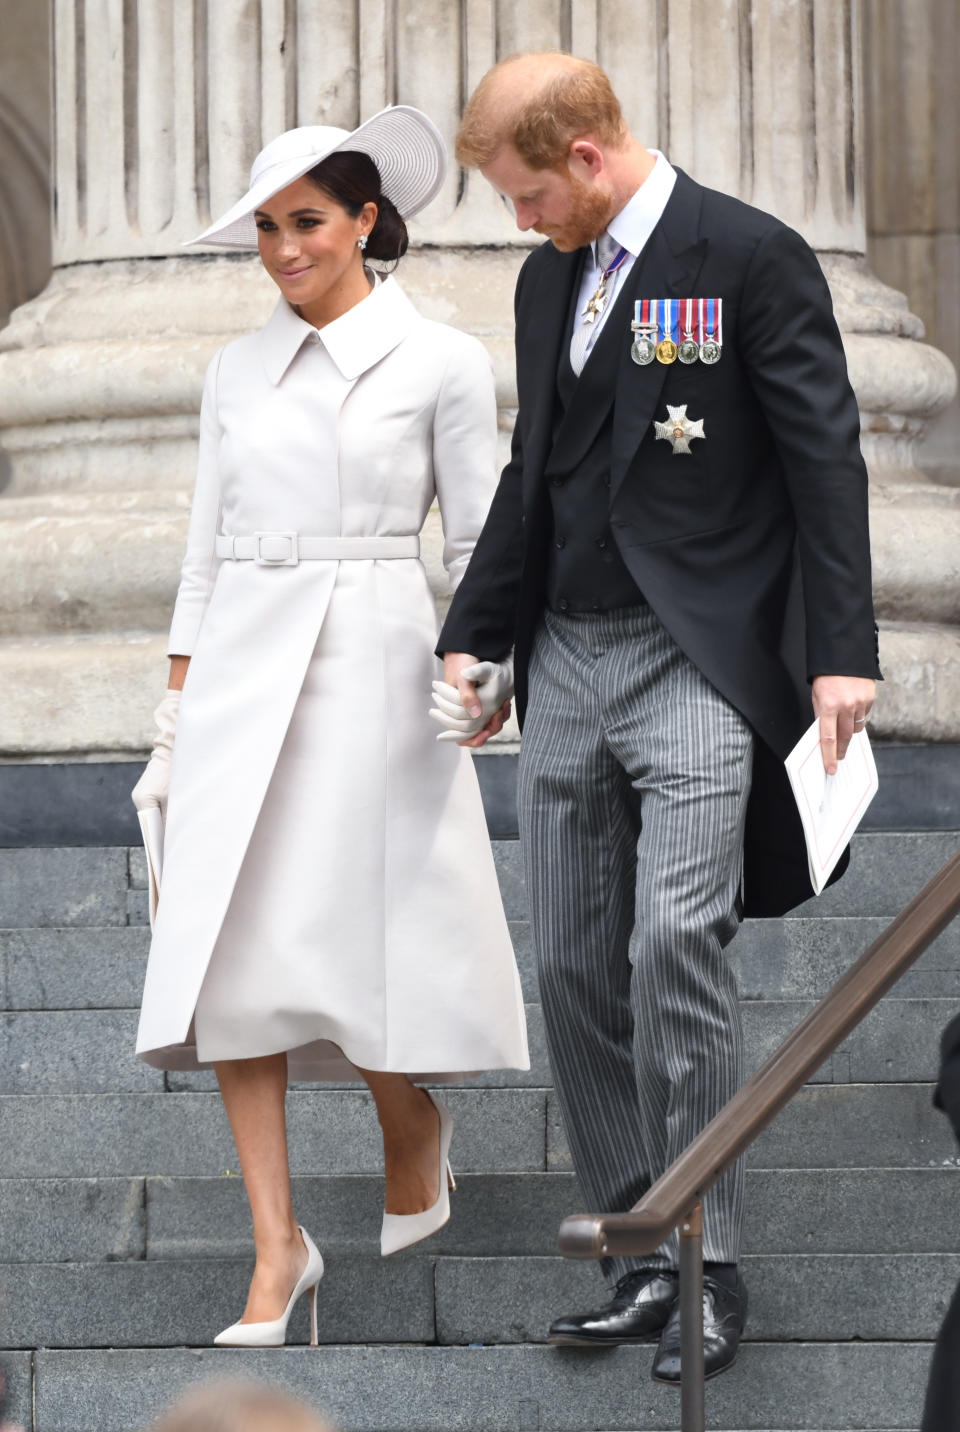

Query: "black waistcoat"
(544, 276), (644, 613)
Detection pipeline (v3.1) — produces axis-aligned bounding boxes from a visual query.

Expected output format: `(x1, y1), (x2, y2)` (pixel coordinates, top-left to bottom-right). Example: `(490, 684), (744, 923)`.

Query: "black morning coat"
(437, 167), (881, 919)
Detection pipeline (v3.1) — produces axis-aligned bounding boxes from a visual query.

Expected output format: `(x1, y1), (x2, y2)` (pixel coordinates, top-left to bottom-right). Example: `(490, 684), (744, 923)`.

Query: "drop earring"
(357, 234), (368, 251)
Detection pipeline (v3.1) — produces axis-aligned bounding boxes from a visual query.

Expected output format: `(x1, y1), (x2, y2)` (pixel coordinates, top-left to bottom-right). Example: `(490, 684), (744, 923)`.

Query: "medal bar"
(630, 297), (725, 366)
(699, 297), (722, 363)
(656, 298), (678, 364)
(678, 298), (700, 364)
(630, 298), (658, 365)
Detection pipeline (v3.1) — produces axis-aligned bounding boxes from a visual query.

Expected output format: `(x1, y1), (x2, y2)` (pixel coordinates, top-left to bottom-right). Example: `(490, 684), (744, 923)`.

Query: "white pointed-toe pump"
(380, 1092), (456, 1257)
(214, 1225), (324, 1347)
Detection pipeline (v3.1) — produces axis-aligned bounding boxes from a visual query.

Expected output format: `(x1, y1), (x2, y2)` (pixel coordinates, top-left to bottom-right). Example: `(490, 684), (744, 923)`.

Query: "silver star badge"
(654, 404), (705, 455)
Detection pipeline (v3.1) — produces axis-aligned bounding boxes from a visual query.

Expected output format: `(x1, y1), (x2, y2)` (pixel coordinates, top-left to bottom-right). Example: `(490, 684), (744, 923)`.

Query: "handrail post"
(678, 1202), (705, 1432)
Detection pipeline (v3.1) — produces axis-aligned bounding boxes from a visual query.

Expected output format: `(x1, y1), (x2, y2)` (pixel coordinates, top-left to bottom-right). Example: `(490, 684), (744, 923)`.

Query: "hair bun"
(366, 193), (408, 262)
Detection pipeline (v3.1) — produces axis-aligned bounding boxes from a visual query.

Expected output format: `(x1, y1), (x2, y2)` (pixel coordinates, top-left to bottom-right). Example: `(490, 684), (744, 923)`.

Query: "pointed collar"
(601, 151), (678, 261)
(259, 274), (421, 385)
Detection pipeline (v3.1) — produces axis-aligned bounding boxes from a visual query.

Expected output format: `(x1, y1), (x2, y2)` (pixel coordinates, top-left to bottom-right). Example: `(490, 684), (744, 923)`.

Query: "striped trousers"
(518, 604), (754, 1276)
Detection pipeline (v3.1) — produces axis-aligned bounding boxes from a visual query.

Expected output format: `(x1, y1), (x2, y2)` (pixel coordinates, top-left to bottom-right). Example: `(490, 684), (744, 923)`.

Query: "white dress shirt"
(569, 150), (677, 369)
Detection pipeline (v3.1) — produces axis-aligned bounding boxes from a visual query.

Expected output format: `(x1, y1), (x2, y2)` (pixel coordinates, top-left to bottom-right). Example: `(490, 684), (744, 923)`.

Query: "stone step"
(2, 995), (954, 1094)
(490, 831), (960, 922)
(0, 1091), (549, 1178)
(137, 1166), (960, 1261)
(776, 831), (960, 920)
(3, 1168), (958, 1265)
(729, 916), (960, 1001)
(0, 847), (131, 928)
(0, 1084), (953, 1182)
(0, 1084), (953, 1181)
(435, 1253), (958, 1346)
(0, 1006), (550, 1093)
(0, 1353), (31, 1432)
(24, 1343), (935, 1431)
(545, 1083), (955, 1173)
(497, 836), (957, 924)
(1, 831), (958, 930)
(5, 744), (959, 849)
(141, 1161), (960, 1258)
(0, 926), (149, 1009)
(0, 1256), (433, 1349)
(0, 1252), (954, 1351)
(3, 915), (959, 1012)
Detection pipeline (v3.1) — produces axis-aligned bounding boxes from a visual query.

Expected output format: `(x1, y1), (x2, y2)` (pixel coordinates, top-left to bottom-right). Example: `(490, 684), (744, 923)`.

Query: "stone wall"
(0, 1), (957, 755)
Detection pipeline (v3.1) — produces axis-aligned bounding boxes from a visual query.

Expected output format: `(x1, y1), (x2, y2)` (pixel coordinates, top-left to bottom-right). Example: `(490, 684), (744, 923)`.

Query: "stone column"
(863, 0), (960, 485)
(0, 0), (524, 758)
(0, 0), (51, 331)
(0, 0), (955, 758)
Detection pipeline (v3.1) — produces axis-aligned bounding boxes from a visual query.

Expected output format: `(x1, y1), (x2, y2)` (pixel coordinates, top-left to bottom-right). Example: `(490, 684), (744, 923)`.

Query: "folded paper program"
(784, 719), (879, 895)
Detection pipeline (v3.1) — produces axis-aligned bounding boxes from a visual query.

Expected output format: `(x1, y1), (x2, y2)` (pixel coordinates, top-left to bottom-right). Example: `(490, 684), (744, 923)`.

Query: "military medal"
(677, 298), (700, 364)
(630, 299), (658, 365)
(656, 298), (678, 364)
(654, 403), (705, 455)
(699, 297), (722, 364)
(581, 241), (629, 324)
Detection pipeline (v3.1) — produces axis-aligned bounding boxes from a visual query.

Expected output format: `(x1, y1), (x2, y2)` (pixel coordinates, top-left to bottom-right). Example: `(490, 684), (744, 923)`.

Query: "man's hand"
(812, 675), (876, 775)
(434, 652), (512, 749)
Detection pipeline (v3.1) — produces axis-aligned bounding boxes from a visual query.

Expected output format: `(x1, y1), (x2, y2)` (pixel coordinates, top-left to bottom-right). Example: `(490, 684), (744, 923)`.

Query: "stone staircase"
(2, 828), (960, 1432)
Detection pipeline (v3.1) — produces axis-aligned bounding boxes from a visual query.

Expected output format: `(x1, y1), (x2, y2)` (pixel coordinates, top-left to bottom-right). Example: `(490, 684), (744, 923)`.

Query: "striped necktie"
(570, 231), (620, 377)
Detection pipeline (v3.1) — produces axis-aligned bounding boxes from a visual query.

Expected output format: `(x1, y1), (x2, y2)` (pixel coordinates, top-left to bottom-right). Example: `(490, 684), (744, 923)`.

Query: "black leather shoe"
(651, 1271), (747, 1384)
(548, 1268), (679, 1346)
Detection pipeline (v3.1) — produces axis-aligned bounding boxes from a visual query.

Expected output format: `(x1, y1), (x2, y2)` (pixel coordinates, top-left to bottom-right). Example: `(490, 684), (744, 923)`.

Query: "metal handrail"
(559, 849), (960, 1261)
(556, 849), (960, 1430)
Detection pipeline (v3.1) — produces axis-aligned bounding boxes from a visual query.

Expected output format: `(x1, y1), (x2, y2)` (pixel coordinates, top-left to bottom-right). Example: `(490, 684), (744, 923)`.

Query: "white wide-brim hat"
(188, 105), (447, 249)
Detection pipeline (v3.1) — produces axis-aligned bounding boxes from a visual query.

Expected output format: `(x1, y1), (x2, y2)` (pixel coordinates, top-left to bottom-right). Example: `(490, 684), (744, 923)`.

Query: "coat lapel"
(546, 240), (660, 475)
(516, 245), (582, 499)
(610, 169), (709, 499)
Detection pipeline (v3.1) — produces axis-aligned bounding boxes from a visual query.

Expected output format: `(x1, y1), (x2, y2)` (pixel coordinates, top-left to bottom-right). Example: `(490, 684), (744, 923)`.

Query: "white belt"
(215, 532), (420, 566)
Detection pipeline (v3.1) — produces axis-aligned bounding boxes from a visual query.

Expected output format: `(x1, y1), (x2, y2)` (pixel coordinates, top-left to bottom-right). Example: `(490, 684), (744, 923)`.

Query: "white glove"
(430, 655), (514, 742)
(131, 689), (181, 816)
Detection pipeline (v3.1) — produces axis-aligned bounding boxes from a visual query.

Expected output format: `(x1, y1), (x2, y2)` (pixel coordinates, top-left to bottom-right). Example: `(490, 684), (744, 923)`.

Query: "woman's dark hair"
(304, 150), (408, 265)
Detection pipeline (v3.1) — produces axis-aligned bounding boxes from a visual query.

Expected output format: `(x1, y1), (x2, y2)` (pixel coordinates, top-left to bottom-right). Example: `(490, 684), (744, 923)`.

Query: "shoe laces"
(611, 1267), (672, 1298)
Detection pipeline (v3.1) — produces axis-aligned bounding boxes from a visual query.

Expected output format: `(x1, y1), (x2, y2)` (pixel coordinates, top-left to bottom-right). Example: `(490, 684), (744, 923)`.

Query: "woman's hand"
(430, 653), (514, 747)
(131, 689), (182, 817)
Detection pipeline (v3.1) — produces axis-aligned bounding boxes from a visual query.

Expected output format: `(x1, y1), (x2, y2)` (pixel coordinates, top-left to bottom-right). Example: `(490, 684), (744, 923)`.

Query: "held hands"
(131, 689), (181, 817)
(812, 675), (876, 775)
(430, 652), (514, 748)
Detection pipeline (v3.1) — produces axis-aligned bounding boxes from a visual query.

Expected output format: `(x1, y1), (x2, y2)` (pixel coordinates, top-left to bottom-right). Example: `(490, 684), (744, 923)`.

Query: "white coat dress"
(135, 275), (529, 1081)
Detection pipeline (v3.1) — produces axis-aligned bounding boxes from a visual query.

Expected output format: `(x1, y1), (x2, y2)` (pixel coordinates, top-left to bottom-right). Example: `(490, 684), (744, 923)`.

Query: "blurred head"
(255, 150), (408, 306)
(148, 1379), (334, 1432)
(456, 52), (628, 250)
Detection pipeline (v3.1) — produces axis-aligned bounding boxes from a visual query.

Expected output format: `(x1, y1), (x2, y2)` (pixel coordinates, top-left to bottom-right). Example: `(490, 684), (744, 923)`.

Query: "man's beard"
(539, 176), (612, 252)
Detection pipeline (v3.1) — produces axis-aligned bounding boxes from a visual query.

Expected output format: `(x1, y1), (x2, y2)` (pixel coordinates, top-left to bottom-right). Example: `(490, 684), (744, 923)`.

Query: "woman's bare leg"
(356, 1069), (444, 1215)
(215, 1053), (308, 1322)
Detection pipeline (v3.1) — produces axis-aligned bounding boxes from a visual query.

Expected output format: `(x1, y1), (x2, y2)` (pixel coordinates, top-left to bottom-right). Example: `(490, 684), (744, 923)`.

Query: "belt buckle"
(254, 531), (299, 566)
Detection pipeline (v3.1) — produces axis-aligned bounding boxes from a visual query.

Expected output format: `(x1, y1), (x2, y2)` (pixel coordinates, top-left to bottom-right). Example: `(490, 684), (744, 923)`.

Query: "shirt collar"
(259, 273), (420, 384)
(597, 151), (678, 263)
